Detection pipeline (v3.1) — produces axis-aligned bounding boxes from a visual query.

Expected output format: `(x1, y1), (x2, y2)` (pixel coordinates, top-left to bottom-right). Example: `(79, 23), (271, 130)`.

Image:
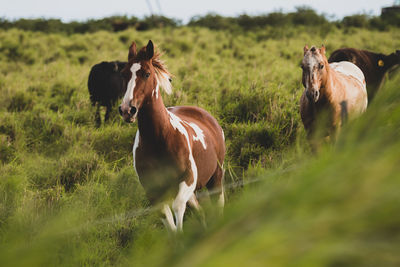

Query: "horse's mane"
(134, 44), (172, 95)
(152, 52), (172, 95)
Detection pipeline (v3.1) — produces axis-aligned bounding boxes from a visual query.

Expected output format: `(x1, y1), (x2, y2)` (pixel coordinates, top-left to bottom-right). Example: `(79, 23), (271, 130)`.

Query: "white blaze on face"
(303, 53), (319, 87)
(122, 63), (141, 107)
(304, 53), (319, 69)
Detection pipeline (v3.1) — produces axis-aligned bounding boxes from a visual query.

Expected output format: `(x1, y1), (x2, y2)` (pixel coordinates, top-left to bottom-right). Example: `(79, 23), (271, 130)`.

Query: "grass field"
(0, 24), (399, 266)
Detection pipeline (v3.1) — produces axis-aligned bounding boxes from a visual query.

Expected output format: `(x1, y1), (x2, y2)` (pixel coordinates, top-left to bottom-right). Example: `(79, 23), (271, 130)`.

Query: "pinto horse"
(300, 45), (368, 144)
(119, 40), (225, 231)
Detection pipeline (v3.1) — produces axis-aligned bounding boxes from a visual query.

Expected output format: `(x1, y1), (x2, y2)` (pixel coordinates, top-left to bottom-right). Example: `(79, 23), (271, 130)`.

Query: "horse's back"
(167, 106), (224, 143)
(167, 105), (225, 166)
(330, 61), (365, 86)
(330, 61), (368, 114)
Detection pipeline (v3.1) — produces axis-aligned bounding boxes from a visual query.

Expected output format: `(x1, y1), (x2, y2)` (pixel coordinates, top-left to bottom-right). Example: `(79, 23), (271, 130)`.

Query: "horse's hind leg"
(188, 193), (206, 228)
(206, 164), (225, 212)
(161, 204), (177, 232)
(104, 103), (111, 122)
(95, 102), (101, 127)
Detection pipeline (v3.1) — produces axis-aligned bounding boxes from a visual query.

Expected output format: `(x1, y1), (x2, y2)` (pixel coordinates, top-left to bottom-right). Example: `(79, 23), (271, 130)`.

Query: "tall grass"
(0, 25), (399, 266)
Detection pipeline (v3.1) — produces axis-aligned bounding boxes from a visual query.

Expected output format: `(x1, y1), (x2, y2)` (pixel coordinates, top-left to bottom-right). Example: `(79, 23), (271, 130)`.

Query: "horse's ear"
(304, 45), (309, 55)
(320, 45), (326, 55)
(128, 42), (137, 60)
(146, 40), (154, 60)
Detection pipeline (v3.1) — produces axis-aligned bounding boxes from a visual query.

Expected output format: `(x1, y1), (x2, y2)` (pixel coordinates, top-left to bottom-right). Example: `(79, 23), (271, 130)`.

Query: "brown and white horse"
(119, 40), (225, 231)
(300, 45), (368, 144)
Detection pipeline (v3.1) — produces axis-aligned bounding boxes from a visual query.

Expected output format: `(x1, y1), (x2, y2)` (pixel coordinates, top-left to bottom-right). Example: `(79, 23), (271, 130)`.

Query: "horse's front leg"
(172, 175), (197, 231)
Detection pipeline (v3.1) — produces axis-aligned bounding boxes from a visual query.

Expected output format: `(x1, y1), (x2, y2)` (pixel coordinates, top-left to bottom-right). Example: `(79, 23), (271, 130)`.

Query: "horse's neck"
(319, 67), (336, 103)
(137, 95), (170, 142)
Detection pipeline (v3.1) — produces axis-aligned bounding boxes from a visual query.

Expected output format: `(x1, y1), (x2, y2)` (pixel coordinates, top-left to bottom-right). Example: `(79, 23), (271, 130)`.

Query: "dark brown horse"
(119, 40), (225, 231)
(88, 61), (127, 126)
(328, 48), (400, 101)
(300, 45), (368, 145)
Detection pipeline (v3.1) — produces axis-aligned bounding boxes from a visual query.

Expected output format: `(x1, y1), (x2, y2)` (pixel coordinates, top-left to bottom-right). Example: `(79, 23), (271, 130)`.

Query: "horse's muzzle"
(306, 89), (320, 102)
(119, 105), (138, 123)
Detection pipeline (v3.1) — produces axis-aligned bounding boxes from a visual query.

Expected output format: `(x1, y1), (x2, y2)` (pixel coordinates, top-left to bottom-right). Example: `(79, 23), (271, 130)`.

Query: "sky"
(0, 0), (395, 23)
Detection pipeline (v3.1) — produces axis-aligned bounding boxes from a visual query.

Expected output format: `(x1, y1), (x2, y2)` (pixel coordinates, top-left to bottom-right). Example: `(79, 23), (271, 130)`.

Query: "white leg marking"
(218, 164), (225, 212)
(218, 188), (225, 209)
(172, 181), (196, 231)
(132, 130), (140, 175)
(162, 204), (177, 231)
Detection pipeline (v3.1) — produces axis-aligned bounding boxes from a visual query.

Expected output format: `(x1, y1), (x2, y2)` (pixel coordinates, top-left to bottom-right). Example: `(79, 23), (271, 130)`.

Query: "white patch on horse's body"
(330, 61), (366, 87)
(132, 130), (140, 174)
(188, 122), (207, 149)
(330, 61), (368, 112)
(167, 111), (189, 140)
(167, 110), (198, 185)
(166, 110), (199, 231)
(123, 63), (141, 106)
(221, 129), (225, 141)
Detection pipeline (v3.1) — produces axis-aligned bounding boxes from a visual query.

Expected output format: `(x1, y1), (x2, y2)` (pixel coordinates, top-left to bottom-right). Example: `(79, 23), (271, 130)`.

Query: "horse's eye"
(319, 64), (324, 69)
(145, 72), (150, 78)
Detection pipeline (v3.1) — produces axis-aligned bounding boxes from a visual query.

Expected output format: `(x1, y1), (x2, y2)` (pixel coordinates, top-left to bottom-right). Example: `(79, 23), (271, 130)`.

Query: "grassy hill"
(0, 25), (399, 266)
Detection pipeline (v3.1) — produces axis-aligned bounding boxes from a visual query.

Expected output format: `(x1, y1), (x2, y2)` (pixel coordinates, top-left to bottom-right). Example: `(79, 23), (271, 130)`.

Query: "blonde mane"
(152, 52), (172, 95)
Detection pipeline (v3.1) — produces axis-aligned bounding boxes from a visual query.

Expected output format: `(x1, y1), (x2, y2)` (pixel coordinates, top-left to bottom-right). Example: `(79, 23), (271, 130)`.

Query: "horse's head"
(119, 40), (172, 123)
(301, 45), (328, 102)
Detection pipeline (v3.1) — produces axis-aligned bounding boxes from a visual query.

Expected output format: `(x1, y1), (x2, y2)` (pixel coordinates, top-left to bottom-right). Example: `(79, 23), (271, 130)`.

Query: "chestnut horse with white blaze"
(119, 40), (225, 231)
(300, 45), (368, 143)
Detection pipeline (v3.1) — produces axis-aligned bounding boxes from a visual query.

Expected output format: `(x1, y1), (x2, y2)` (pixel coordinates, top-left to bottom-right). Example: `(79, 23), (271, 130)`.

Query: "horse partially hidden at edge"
(88, 61), (127, 126)
(328, 48), (400, 102)
(119, 40), (225, 231)
(300, 45), (368, 146)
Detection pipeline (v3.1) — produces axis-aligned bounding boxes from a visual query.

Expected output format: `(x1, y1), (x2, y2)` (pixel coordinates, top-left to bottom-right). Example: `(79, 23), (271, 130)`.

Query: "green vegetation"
(0, 19), (399, 266)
